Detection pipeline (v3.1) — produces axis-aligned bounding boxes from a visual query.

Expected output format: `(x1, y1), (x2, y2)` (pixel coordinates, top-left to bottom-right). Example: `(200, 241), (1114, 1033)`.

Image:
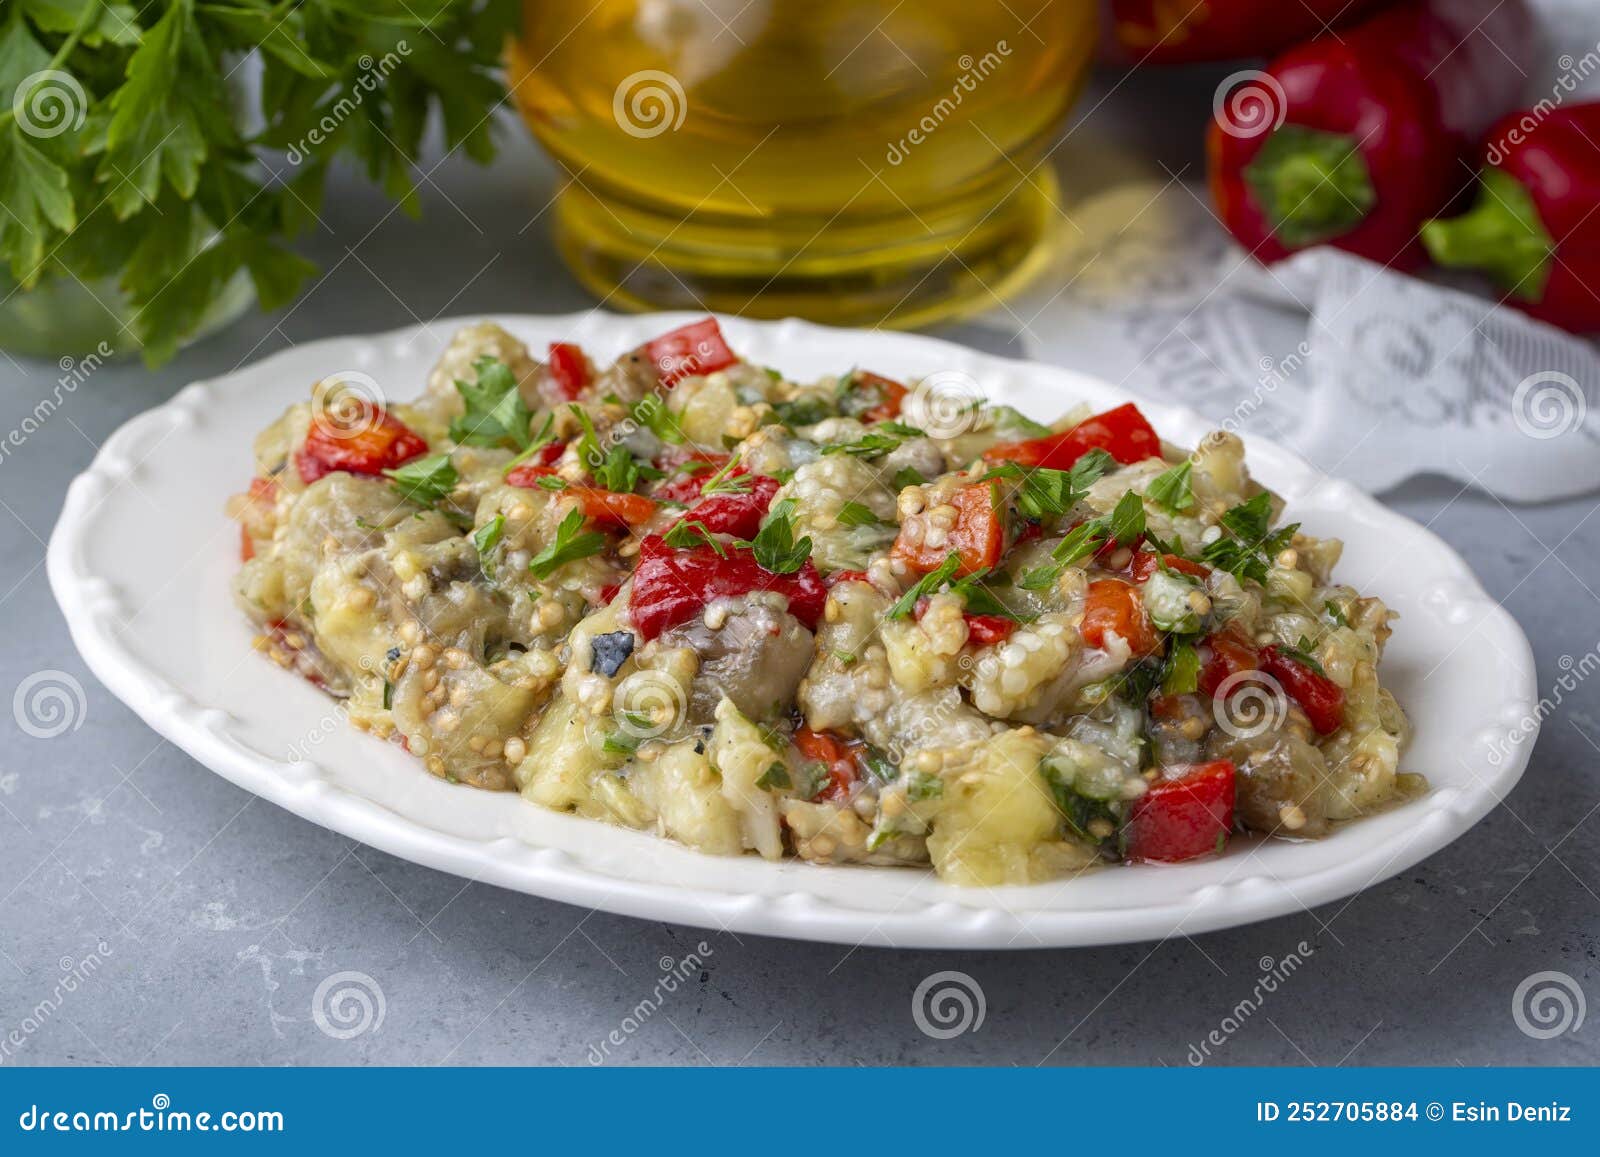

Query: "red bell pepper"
(294, 408), (427, 484)
(629, 535), (827, 640)
(1123, 760), (1236, 863)
(1080, 578), (1161, 657)
(546, 342), (590, 399)
(642, 318), (738, 388)
(794, 726), (860, 801)
(983, 402), (1161, 470)
(1101, 0), (1394, 67)
(963, 614), (1017, 647)
(843, 371), (908, 423)
(1259, 645), (1345, 734)
(1128, 550), (1210, 583)
(1196, 629), (1259, 698)
(568, 487), (657, 530)
(665, 475), (780, 540)
(891, 481), (1004, 577)
(1422, 103), (1600, 333)
(1207, 0), (1534, 270)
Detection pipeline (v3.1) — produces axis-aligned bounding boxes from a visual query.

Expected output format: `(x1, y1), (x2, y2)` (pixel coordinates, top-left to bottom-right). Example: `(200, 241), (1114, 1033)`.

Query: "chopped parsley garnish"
(450, 358), (532, 450)
(906, 772), (944, 801)
(821, 430), (903, 458)
(892, 467), (927, 491)
(1198, 493), (1299, 584)
(473, 514), (505, 575)
(501, 414), (557, 475)
(888, 552), (962, 619)
(756, 762), (792, 791)
(528, 508), (607, 580)
(603, 728), (646, 757)
(982, 448), (1113, 519)
(876, 420), (926, 438)
(858, 746), (897, 784)
(1282, 637), (1327, 676)
(836, 501), (886, 527)
(1325, 600), (1349, 627)
(1018, 491), (1145, 590)
(699, 454), (751, 496)
(629, 394), (685, 444)
(949, 569), (1023, 621)
(750, 499), (813, 574)
(771, 397), (832, 427)
(385, 453), (458, 508)
(662, 520), (728, 556)
(1146, 461), (1194, 512)
(591, 445), (647, 493)
(1161, 642), (1200, 695)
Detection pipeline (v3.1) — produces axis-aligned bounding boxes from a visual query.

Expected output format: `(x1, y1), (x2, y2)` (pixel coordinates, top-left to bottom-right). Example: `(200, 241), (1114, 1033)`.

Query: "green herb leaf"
(836, 501), (886, 527)
(891, 467), (927, 491)
(887, 552), (961, 619)
(756, 762), (792, 791)
(501, 414), (558, 475)
(1161, 642), (1200, 695)
(1108, 491), (1146, 546)
(630, 394), (685, 444)
(529, 508), (607, 580)
(1147, 461), (1194, 512)
(750, 499), (812, 574)
(449, 358), (532, 450)
(949, 570), (1021, 621)
(821, 431), (902, 458)
(385, 453), (457, 508)
(662, 520), (727, 556)
(699, 454), (751, 496)
(1325, 600), (1349, 627)
(473, 513), (505, 575)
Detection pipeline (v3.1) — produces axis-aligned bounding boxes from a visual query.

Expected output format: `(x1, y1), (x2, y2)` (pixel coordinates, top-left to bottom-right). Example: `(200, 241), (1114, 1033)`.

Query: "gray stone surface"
(1, 86), (1597, 1068)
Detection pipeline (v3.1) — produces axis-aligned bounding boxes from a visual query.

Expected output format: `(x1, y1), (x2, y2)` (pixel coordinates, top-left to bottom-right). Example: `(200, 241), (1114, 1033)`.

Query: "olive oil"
(509, 0), (1096, 326)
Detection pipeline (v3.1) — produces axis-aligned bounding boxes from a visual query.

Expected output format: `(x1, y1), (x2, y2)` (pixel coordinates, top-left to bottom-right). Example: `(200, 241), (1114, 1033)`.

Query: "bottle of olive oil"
(510, 0), (1097, 327)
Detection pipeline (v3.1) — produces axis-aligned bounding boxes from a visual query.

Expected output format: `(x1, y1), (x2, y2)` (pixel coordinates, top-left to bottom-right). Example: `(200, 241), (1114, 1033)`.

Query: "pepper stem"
(1420, 168), (1555, 301)
(1243, 125), (1377, 248)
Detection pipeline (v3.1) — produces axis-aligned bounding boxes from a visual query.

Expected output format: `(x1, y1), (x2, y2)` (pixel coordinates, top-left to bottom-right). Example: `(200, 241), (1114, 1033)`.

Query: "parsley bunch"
(0, 0), (514, 362)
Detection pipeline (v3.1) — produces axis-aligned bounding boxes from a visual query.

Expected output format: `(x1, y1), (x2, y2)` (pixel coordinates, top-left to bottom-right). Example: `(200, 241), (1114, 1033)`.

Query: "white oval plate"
(48, 313), (1539, 948)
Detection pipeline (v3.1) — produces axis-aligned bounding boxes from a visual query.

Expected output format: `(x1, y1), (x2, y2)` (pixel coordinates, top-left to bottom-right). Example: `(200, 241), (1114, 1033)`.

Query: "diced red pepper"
(851, 371), (909, 423)
(568, 487), (657, 530)
(963, 614), (1017, 647)
(826, 569), (871, 588)
(1197, 630), (1260, 698)
(1129, 550), (1211, 583)
(1080, 578), (1161, 657)
(294, 408), (427, 484)
(237, 477), (279, 561)
(983, 402), (1161, 470)
(794, 726), (859, 802)
(653, 452), (738, 505)
(643, 318), (738, 388)
(546, 342), (590, 399)
(1259, 645), (1345, 734)
(1123, 760), (1236, 864)
(891, 481), (1003, 577)
(504, 449), (564, 487)
(667, 475), (780, 540)
(629, 535), (827, 640)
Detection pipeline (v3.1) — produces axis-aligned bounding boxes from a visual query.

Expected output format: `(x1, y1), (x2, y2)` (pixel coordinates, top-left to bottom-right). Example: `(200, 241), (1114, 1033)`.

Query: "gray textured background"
(1, 68), (1596, 1068)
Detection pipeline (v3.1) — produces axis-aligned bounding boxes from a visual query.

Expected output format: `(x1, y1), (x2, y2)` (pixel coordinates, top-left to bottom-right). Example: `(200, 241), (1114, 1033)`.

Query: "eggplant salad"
(229, 319), (1418, 886)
